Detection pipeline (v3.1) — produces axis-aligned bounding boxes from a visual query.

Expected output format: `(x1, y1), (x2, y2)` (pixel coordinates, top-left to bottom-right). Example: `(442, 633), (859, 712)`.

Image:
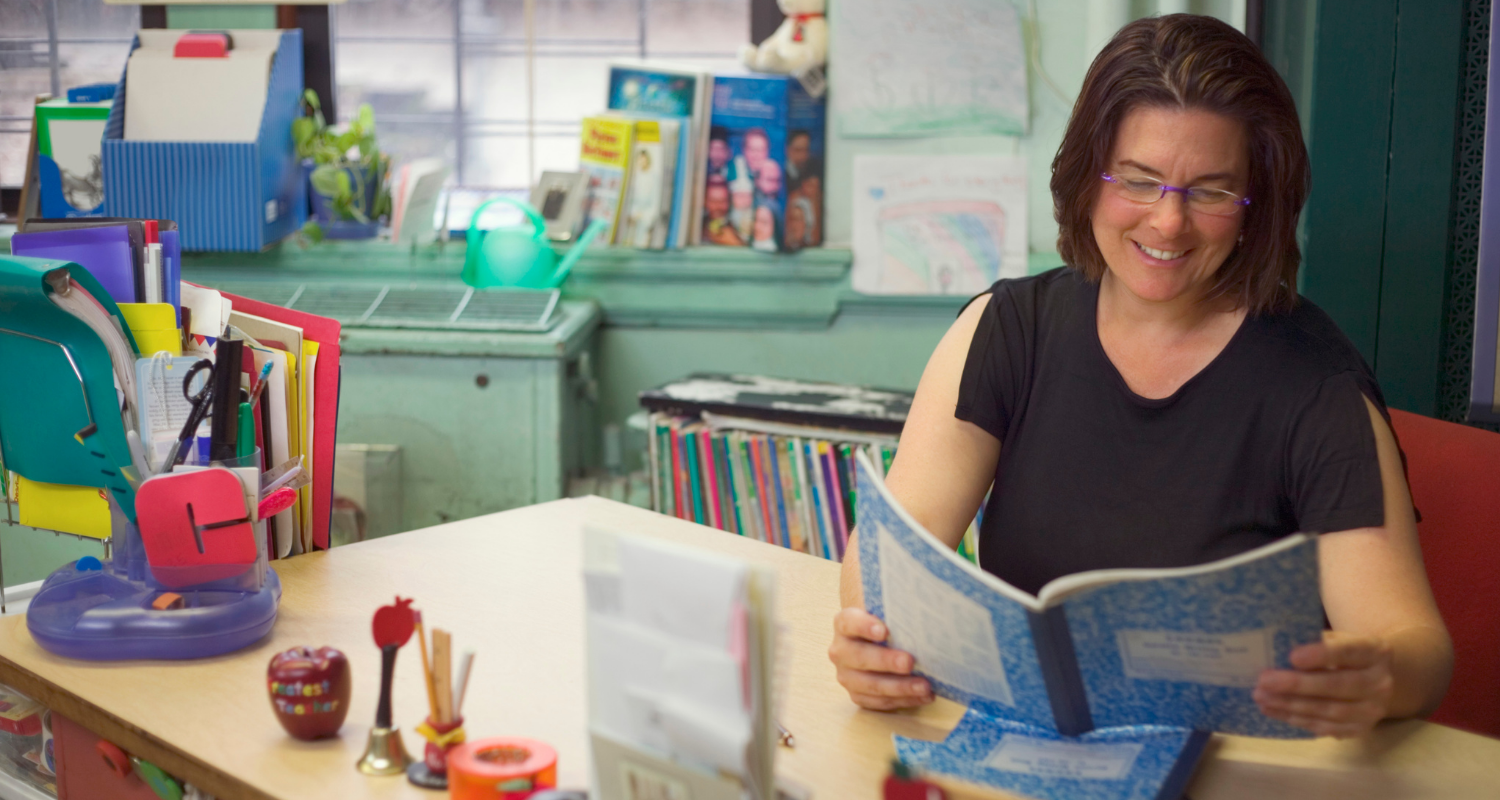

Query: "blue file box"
(102, 30), (307, 252)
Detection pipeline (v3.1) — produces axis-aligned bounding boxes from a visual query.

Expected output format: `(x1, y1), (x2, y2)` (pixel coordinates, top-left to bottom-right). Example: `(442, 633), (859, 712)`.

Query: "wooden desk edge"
(0, 649), (275, 800)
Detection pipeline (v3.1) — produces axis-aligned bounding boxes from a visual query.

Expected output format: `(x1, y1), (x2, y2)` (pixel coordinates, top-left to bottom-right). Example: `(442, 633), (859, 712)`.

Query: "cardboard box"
(102, 29), (306, 252)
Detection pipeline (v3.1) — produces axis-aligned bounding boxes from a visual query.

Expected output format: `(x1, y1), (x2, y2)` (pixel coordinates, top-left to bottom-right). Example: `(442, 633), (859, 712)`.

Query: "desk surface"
(0, 497), (1496, 800)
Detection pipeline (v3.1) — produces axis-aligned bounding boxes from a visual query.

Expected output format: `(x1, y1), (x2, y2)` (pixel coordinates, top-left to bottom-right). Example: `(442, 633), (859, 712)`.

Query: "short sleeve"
(1285, 371), (1386, 533)
(955, 282), (1035, 443)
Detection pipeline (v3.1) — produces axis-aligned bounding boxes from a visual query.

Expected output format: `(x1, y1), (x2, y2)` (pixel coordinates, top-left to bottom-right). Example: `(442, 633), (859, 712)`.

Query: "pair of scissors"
(161, 359), (215, 471)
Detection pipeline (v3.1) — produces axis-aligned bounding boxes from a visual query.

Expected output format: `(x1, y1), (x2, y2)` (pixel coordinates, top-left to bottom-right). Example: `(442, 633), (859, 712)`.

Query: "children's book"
(578, 115), (635, 243)
(606, 61), (712, 247)
(853, 451), (1323, 800)
(615, 117), (679, 249)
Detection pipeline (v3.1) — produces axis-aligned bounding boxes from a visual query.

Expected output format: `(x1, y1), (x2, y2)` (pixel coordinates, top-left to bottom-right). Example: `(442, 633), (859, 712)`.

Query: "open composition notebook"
(853, 452), (1324, 800)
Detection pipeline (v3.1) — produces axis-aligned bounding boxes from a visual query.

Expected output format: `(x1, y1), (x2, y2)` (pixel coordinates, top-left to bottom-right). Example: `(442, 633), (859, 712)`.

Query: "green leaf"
(301, 219), (325, 244)
(309, 165), (343, 197)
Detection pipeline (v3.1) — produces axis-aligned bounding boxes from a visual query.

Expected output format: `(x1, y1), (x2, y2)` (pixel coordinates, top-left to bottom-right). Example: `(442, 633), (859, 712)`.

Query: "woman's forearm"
(1384, 624), (1454, 719)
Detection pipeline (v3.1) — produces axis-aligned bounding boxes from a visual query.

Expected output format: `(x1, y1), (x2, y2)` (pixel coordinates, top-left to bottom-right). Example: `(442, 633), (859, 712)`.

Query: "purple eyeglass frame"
(1100, 172), (1251, 209)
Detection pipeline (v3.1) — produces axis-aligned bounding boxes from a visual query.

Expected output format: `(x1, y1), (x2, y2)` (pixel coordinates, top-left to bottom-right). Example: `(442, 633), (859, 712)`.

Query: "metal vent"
(210, 283), (560, 332)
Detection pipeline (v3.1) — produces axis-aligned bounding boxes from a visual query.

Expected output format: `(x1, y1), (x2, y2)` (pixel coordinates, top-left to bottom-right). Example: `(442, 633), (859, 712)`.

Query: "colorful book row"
(648, 414), (895, 562)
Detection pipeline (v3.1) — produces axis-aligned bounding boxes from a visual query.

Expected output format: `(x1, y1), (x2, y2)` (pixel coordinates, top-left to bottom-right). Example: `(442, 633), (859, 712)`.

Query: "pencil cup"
(405, 715), (465, 789)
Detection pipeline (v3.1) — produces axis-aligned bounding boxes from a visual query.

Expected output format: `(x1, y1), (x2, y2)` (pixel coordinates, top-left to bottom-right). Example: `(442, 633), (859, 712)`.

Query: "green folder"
(0, 255), (140, 520)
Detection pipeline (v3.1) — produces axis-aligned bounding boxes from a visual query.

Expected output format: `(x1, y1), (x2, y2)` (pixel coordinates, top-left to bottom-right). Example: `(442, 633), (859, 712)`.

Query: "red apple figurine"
(268, 646), (352, 740)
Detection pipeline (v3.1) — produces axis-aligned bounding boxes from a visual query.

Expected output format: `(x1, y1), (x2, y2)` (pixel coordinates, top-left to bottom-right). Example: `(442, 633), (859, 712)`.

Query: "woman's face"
(1091, 105), (1249, 307)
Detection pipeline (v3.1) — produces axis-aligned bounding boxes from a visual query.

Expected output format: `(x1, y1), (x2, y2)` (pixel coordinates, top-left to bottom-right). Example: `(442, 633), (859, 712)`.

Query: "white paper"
(179, 284), (231, 340)
(619, 536), (746, 649)
(45, 117), (107, 211)
(830, 0), (1028, 138)
(124, 30), (281, 142)
(877, 523), (1014, 706)
(1116, 628), (1274, 688)
(852, 154), (1028, 295)
(985, 735), (1143, 780)
(135, 356), (209, 471)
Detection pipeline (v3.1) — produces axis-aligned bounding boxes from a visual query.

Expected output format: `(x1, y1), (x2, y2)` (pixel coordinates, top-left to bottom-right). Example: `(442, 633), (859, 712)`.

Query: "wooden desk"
(0, 498), (1495, 799)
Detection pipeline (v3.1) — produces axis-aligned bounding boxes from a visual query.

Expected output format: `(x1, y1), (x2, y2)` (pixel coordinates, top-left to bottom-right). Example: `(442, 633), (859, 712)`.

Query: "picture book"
(606, 61), (712, 246)
(854, 451), (1324, 799)
(704, 73), (826, 253)
(616, 117), (680, 249)
(578, 115), (635, 244)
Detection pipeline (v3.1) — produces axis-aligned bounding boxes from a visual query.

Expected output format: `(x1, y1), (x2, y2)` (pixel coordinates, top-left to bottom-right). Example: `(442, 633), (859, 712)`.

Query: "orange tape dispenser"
(447, 737), (557, 799)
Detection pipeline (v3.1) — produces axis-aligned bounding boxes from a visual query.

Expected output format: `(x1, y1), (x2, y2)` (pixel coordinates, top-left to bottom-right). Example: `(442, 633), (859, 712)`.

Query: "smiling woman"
(827, 13), (1454, 741)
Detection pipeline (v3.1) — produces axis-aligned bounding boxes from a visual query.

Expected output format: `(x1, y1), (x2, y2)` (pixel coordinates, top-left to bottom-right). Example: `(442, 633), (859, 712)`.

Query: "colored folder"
(0, 255), (141, 519)
(9, 225), (138, 304)
(214, 287), (341, 550)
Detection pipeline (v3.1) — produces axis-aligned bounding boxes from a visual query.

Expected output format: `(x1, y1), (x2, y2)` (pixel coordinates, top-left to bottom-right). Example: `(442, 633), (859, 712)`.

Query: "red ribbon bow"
(791, 12), (823, 43)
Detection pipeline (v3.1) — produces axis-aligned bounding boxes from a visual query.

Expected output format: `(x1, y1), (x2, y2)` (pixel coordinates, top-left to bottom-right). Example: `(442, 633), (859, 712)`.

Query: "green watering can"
(461, 196), (608, 289)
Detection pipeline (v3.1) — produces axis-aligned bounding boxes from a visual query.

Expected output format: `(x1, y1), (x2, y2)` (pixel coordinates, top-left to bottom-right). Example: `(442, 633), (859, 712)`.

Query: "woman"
(829, 15), (1453, 739)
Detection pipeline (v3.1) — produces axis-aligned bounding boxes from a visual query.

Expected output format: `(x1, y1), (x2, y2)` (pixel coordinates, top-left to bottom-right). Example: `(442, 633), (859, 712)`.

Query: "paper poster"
(831, 0), (1028, 137)
(852, 154), (1028, 295)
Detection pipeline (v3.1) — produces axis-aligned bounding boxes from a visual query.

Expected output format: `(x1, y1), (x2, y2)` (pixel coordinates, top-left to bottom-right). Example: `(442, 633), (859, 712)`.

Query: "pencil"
(454, 650), (475, 719)
(433, 629), (452, 724)
(413, 611), (438, 720)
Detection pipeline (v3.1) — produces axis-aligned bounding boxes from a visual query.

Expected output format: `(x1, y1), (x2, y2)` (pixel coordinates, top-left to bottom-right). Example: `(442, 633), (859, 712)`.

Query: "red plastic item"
(173, 32), (230, 58)
(1389, 409), (1500, 737)
(268, 646), (352, 740)
(372, 596), (416, 648)
(257, 486), (297, 519)
(142, 219), (159, 245)
(53, 713), (161, 800)
(884, 761), (947, 800)
(135, 469), (258, 589)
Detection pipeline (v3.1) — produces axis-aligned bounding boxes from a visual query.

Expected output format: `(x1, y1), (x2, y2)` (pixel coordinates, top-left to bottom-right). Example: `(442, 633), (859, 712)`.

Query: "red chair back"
(1389, 408), (1500, 737)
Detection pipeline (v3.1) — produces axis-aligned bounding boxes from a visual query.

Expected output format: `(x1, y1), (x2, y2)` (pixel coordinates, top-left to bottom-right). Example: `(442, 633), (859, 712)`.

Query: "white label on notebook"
(619, 760), (690, 800)
(1116, 628), (1273, 688)
(878, 523), (1013, 706)
(985, 735), (1142, 780)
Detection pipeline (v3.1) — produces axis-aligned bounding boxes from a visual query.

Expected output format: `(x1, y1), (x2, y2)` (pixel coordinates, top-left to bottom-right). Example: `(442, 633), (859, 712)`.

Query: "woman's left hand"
(1253, 630), (1396, 739)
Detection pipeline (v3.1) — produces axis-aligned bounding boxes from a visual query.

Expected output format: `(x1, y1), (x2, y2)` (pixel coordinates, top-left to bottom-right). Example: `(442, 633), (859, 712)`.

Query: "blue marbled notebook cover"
(895, 709), (1210, 800)
(1062, 539), (1323, 737)
(856, 455), (1057, 730)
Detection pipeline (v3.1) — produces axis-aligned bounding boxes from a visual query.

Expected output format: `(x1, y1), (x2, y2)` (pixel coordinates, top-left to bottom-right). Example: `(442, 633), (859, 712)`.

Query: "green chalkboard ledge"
(0, 226), (1066, 330)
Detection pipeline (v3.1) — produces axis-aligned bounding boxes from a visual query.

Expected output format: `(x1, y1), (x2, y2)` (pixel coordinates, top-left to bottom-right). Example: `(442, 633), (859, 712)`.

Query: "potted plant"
(293, 90), (392, 241)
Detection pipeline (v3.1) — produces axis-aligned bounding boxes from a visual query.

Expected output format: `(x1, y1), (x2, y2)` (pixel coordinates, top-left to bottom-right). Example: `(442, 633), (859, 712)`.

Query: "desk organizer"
(101, 30), (306, 252)
(27, 493), (280, 661)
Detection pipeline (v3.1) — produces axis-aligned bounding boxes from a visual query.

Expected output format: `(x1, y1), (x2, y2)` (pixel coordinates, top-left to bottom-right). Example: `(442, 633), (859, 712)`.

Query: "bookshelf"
(641, 374), (982, 563)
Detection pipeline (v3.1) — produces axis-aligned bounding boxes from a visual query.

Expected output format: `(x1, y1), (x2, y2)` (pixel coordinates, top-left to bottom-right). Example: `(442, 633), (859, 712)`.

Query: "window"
(333, 0), (749, 189)
(0, 0), (749, 195)
(0, 0), (139, 187)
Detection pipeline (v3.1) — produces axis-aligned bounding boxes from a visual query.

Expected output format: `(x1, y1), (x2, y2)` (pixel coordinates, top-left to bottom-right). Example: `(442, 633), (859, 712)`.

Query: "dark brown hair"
(1051, 14), (1309, 315)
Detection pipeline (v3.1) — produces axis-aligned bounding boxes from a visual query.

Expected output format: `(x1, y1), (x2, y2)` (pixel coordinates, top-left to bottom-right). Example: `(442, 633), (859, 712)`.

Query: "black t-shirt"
(955, 268), (1388, 596)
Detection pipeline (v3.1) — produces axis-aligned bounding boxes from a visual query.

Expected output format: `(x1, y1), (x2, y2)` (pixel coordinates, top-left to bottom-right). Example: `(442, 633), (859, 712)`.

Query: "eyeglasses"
(1101, 172), (1251, 216)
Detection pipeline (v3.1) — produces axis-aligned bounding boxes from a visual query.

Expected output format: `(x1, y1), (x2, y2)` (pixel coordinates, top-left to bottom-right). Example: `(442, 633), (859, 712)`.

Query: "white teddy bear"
(739, 0), (827, 79)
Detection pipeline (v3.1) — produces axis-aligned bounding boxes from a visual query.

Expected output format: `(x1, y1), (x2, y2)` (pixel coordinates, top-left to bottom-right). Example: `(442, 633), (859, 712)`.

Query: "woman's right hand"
(828, 607), (934, 710)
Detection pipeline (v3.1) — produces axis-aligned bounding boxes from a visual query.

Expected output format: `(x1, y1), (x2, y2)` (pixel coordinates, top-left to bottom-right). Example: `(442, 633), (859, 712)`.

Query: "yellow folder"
(17, 476), (111, 539)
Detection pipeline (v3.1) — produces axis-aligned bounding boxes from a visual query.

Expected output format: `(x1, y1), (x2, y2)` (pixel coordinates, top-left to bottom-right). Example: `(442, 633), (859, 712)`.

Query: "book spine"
(699, 429), (722, 530)
(821, 442), (848, 559)
(716, 433), (741, 535)
(768, 435), (791, 550)
(750, 436), (777, 547)
(682, 427), (700, 523)
(838, 442), (857, 532)
(1026, 606), (1094, 737)
(670, 422), (688, 520)
(648, 413), (662, 513)
(1156, 730), (1212, 800)
(737, 434), (763, 542)
(791, 438), (816, 557)
(778, 440), (804, 553)
(807, 440), (832, 560)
